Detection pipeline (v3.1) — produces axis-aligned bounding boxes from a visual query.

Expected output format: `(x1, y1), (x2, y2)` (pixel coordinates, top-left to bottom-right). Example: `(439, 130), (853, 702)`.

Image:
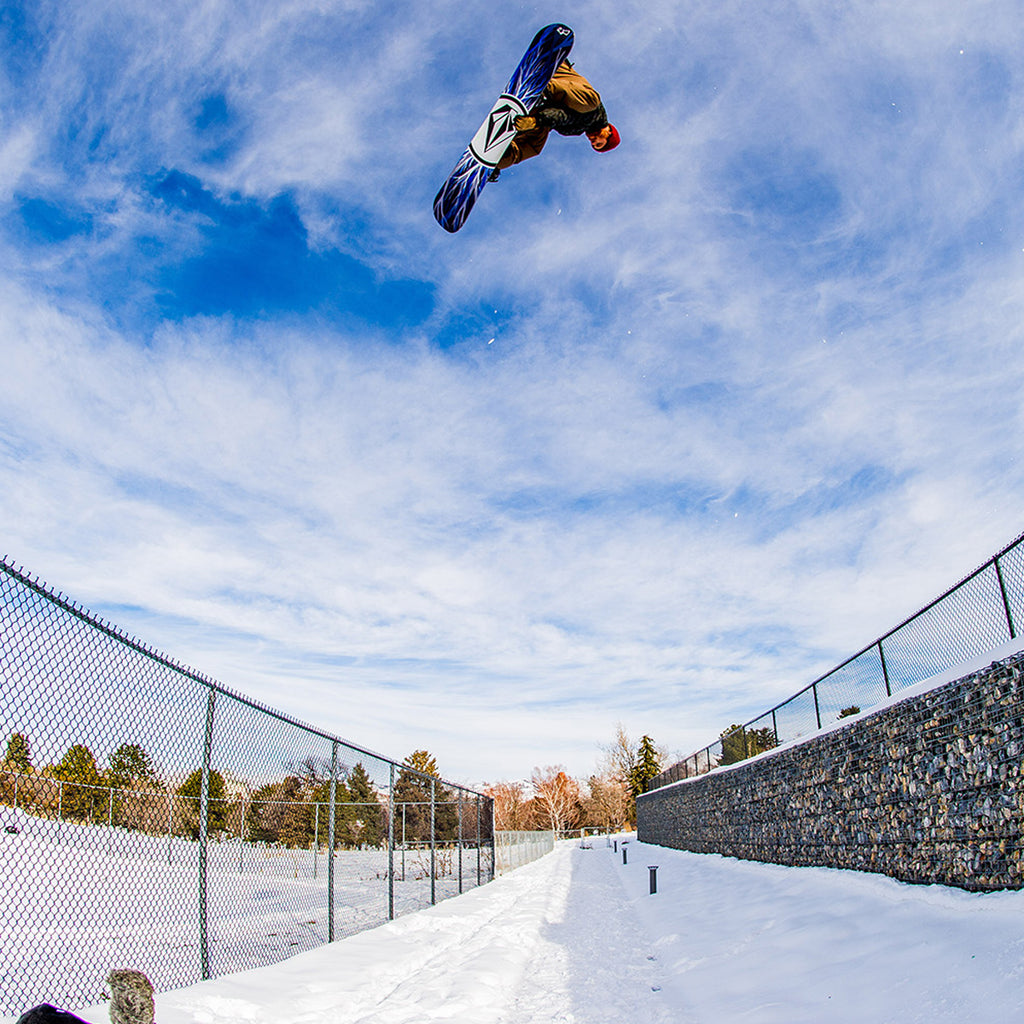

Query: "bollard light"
(648, 865), (658, 894)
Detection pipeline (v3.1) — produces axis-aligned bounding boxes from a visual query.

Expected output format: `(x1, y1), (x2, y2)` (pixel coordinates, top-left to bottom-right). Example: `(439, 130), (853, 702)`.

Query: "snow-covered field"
(22, 835), (1024, 1024)
(0, 806), (490, 1016)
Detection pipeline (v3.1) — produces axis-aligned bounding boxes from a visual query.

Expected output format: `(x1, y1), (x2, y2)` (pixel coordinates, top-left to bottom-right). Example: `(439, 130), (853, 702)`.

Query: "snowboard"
(433, 24), (574, 233)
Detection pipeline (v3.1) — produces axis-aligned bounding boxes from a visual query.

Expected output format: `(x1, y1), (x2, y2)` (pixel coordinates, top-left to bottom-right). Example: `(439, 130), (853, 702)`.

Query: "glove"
(525, 107), (566, 130)
(514, 116), (538, 132)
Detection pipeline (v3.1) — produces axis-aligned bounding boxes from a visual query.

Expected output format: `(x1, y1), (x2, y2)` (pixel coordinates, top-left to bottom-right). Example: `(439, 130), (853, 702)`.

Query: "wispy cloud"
(2, 0), (1023, 780)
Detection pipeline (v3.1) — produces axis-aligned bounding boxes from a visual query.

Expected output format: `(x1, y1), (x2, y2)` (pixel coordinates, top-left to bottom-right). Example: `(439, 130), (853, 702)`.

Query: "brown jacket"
(497, 63), (604, 169)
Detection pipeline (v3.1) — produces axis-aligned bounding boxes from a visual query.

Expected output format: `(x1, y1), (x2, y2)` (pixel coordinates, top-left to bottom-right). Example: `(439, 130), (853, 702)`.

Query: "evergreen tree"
(3, 732), (32, 773)
(309, 777), (353, 848)
(283, 756), (354, 848)
(746, 726), (777, 755)
(392, 771), (425, 843)
(393, 750), (456, 844)
(628, 735), (663, 797)
(246, 776), (312, 846)
(246, 780), (280, 843)
(404, 750), (439, 777)
(1, 732), (33, 807)
(278, 788), (315, 849)
(108, 743), (158, 788)
(718, 725), (747, 766)
(719, 724), (776, 766)
(432, 779), (460, 844)
(105, 743), (159, 829)
(176, 768), (229, 839)
(345, 762), (383, 848)
(51, 744), (105, 821)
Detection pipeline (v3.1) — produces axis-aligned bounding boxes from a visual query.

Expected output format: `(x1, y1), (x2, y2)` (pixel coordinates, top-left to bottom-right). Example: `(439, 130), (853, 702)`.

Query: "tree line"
(1, 733), (487, 849)
(486, 728), (665, 834)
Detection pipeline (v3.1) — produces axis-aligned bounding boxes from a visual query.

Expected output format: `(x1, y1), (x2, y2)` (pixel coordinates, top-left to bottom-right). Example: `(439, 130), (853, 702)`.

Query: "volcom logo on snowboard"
(469, 94), (529, 167)
(434, 24), (574, 232)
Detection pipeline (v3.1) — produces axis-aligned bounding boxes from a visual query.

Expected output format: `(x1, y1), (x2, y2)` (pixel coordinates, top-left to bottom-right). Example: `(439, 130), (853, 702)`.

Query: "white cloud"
(0, 125), (37, 202)
(2, 1), (1024, 781)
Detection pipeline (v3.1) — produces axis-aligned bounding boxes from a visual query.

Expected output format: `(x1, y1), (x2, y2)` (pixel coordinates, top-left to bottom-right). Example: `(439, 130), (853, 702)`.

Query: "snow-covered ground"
(0, 805), (490, 1016)
(27, 835), (1024, 1024)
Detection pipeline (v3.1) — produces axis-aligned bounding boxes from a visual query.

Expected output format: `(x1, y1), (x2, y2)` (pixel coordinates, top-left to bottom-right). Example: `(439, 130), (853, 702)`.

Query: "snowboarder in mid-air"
(489, 61), (619, 180)
(433, 24), (618, 232)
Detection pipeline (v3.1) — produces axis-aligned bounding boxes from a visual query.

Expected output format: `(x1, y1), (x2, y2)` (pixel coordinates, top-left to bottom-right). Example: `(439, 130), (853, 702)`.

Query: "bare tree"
(583, 773), (631, 832)
(599, 724), (671, 825)
(530, 766), (582, 833)
(600, 723), (638, 789)
(485, 781), (532, 831)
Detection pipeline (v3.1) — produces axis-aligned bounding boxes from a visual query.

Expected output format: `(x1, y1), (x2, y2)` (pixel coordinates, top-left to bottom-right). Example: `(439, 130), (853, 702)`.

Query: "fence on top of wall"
(650, 530), (1024, 790)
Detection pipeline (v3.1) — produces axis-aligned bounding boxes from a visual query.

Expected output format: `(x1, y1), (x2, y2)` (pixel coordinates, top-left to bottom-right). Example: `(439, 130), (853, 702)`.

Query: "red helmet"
(601, 124), (620, 152)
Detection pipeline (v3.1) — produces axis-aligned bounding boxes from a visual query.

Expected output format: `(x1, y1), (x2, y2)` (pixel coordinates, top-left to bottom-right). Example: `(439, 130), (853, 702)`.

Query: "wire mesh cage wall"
(0, 559), (495, 1017)
(648, 530), (1024, 791)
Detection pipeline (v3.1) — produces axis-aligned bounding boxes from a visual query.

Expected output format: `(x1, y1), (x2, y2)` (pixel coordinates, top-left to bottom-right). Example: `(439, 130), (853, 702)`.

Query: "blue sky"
(2, 0), (1024, 783)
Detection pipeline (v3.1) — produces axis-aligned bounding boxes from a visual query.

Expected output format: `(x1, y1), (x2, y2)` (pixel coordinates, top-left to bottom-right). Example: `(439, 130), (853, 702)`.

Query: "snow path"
(31, 837), (1024, 1024)
(59, 839), (672, 1024)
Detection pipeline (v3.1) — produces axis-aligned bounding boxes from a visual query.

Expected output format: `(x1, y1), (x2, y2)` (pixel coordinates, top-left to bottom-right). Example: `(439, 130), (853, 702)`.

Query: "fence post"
(878, 640), (892, 697)
(771, 708), (779, 747)
(457, 788), (464, 894)
(328, 741), (337, 942)
(994, 556), (1017, 640)
(388, 762), (395, 921)
(476, 795), (482, 886)
(313, 803), (319, 880)
(489, 797), (496, 881)
(166, 790), (172, 865)
(198, 685), (216, 981)
(812, 682), (822, 730)
(108, 786), (115, 856)
(430, 777), (437, 906)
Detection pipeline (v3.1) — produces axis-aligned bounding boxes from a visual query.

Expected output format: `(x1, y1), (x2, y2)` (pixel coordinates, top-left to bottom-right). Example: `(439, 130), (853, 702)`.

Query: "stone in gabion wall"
(637, 653), (1024, 891)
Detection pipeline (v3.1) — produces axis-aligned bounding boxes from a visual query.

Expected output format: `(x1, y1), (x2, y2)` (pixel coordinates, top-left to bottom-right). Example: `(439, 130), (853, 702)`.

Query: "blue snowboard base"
(433, 24), (574, 233)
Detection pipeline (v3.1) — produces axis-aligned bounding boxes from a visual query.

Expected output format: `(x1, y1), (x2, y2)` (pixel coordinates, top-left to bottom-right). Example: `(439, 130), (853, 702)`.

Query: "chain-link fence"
(0, 558), (494, 1018)
(494, 830), (555, 873)
(649, 530), (1024, 791)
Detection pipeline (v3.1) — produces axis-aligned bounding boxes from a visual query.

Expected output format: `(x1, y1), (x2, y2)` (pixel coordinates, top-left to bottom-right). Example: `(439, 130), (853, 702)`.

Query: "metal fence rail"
(0, 558), (494, 1017)
(649, 530), (1024, 791)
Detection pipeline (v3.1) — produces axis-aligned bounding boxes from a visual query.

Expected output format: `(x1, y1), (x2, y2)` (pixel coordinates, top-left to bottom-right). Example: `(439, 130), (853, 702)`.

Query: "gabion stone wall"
(638, 653), (1024, 891)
